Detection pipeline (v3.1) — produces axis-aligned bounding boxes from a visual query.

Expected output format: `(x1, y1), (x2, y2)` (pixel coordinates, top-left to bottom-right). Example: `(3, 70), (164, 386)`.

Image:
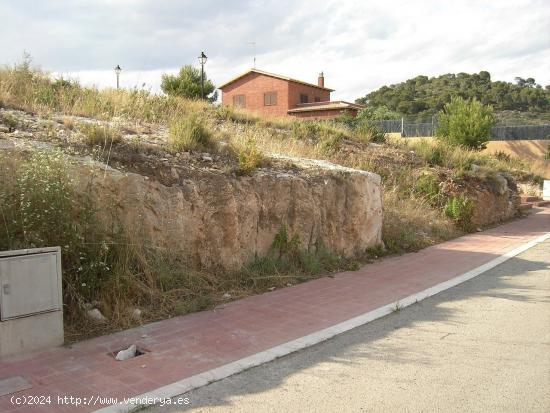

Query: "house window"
(264, 91), (277, 106)
(300, 94), (309, 104)
(233, 94), (246, 108)
(314, 96), (321, 102)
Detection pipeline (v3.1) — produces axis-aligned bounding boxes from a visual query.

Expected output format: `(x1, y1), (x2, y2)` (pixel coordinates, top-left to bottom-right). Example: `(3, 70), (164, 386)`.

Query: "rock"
(2, 145), (383, 271)
(469, 175), (518, 226)
(115, 344), (137, 361)
(77, 154), (383, 270)
(268, 287), (276, 291)
(202, 154), (213, 161)
(490, 174), (508, 195)
(131, 308), (142, 320)
(83, 302), (94, 310)
(87, 308), (107, 323)
(222, 293), (231, 300)
(471, 164), (481, 173)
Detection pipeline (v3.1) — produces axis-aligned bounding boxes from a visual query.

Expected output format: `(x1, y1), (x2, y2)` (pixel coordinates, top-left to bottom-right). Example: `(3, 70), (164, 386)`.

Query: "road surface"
(147, 239), (550, 413)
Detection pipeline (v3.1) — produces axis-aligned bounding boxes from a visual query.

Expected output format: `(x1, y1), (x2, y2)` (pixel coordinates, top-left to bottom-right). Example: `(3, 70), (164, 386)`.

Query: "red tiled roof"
(287, 101), (365, 113)
(218, 69), (334, 92)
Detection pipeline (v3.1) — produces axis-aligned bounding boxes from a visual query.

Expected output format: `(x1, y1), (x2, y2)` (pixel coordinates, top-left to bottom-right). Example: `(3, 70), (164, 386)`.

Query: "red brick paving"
(0, 208), (549, 413)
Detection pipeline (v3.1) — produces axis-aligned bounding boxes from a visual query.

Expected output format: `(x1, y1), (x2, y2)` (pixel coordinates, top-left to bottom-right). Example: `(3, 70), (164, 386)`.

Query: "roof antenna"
(248, 41), (256, 68)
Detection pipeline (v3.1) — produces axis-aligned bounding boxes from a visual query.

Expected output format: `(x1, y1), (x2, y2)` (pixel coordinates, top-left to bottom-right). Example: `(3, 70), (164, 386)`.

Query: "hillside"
(357, 72), (550, 119)
(0, 63), (543, 340)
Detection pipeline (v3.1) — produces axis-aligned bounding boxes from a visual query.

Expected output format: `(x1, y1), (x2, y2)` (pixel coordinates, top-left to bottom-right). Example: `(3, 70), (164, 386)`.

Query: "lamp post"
(114, 65), (122, 89)
(198, 52), (207, 99)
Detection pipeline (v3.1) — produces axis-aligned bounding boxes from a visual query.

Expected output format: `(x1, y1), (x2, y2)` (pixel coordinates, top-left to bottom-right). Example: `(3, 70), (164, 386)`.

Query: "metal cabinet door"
(0, 252), (61, 320)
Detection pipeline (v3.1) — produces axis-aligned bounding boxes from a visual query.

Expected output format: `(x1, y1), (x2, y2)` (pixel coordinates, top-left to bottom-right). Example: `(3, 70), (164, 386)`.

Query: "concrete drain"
(109, 344), (149, 361)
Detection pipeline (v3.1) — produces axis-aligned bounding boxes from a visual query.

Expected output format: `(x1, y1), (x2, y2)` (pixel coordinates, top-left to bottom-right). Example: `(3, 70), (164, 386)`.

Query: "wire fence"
(375, 119), (550, 140)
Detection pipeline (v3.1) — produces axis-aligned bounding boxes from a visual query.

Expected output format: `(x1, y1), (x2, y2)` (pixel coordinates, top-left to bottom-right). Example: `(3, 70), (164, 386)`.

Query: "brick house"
(218, 69), (364, 119)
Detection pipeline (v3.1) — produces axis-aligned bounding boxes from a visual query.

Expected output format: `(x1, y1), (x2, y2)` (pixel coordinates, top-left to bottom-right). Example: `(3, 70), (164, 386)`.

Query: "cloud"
(1, 0), (548, 101)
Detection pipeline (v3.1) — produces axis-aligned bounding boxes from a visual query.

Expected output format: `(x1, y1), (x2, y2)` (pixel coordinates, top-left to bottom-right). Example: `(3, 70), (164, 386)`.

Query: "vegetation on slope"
(357, 71), (550, 117)
(436, 97), (495, 149)
(0, 60), (541, 340)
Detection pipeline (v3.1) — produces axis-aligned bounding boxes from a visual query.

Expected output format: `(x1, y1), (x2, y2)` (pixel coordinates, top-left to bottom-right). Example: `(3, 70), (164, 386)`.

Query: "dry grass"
(168, 113), (213, 152)
(78, 123), (122, 147)
(383, 188), (460, 252)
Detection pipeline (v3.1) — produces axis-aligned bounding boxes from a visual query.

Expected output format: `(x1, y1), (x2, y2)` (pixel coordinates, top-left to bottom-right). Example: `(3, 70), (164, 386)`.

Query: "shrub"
(317, 133), (342, 154)
(168, 113), (212, 152)
(290, 121), (321, 140)
(443, 194), (475, 231)
(78, 123), (121, 147)
(236, 140), (264, 176)
(436, 97), (495, 149)
(354, 121), (386, 143)
(1, 112), (18, 131)
(413, 173), (441, 206)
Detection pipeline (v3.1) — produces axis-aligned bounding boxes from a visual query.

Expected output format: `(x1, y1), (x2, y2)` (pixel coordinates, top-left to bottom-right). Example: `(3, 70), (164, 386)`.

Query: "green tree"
(357, 71), (550, 116)
(161, 65), (217, 101)
(356, 105), (400, 121)
(436, 97), (495, 149)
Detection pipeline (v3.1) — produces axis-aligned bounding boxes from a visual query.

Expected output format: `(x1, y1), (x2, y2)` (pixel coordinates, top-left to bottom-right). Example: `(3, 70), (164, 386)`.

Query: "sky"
(1, 0), (549, 101)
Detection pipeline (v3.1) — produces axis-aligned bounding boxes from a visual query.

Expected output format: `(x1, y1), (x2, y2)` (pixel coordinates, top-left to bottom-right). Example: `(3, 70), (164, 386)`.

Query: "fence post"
(401, 117), (404, 137)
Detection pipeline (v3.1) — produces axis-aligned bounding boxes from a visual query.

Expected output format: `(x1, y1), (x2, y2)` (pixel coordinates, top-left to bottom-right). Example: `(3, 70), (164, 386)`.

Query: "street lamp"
(114, 65), (122, 89)
(198, 52), (207, 99)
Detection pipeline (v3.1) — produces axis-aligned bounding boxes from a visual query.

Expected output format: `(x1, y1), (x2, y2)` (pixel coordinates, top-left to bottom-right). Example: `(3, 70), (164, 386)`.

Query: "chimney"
(318, 72), (324, 88)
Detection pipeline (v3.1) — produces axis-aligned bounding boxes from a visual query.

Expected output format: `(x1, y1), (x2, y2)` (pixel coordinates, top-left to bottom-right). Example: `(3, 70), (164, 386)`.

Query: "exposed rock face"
(0, 139), (382, 270)
(87, 156), (383, 270)
(468, 174), (519, 227)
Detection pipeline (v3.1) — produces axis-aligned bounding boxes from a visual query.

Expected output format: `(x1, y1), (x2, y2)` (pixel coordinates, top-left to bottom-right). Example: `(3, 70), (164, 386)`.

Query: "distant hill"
(356, 72), (550, 118)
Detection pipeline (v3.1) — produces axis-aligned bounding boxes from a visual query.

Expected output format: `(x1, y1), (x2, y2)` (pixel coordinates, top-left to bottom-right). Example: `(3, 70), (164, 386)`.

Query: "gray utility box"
(0, 247), (64, 358)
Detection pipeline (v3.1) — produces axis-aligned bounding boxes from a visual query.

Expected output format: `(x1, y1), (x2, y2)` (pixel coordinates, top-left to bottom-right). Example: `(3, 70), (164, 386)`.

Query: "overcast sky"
(1, 0), (549, 101)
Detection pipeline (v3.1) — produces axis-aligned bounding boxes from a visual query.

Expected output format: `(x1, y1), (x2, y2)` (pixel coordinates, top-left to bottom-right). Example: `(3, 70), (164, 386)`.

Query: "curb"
(94, 232), (550, 413)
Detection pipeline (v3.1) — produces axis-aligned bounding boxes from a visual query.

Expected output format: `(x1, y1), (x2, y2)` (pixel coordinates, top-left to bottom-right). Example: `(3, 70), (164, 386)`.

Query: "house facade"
(218, 69), (363, 119)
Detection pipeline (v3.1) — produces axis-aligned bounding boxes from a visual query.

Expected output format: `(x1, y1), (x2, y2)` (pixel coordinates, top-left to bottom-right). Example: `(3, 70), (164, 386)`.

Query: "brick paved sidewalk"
(1, 208), (549, 413)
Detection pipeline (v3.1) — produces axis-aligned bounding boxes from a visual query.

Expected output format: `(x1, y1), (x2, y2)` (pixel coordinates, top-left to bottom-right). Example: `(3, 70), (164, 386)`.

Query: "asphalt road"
(148, 239), (550, 413)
